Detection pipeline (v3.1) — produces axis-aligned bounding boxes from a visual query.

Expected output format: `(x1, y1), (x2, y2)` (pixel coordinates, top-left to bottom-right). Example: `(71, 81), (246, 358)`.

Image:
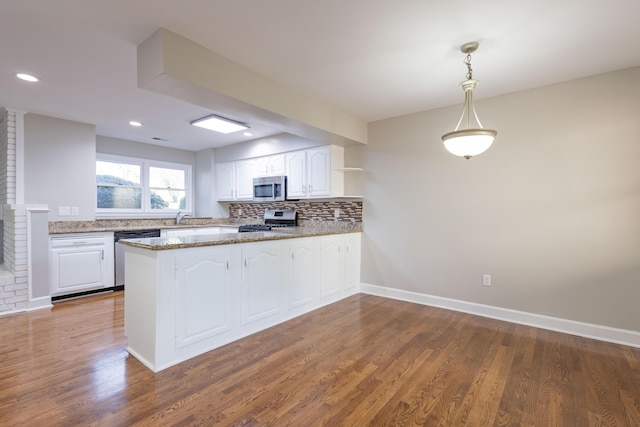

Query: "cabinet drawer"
(50, 235), (107, 247)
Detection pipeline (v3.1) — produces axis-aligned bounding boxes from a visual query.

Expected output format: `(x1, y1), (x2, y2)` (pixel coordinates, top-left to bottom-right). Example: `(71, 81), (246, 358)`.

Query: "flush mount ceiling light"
(190, 114), (249, 134)
(441, 41), (497, 159)
(15, 72), (39, 83)
(129, 121), (143, 127)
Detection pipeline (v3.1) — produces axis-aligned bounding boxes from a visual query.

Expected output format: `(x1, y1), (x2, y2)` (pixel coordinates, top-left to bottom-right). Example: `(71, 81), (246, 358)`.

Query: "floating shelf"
(333, 167), (363, 172)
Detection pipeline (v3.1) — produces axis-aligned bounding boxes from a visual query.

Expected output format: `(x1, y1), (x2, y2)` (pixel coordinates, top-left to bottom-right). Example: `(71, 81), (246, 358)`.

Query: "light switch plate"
(58, 206), (71, 216)
(482, 274), (492, 286)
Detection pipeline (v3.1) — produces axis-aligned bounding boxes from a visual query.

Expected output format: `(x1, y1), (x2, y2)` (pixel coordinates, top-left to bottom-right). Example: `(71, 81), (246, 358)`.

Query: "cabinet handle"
(291, 252), (294, 260)
(226, 261), (230, 270)
(244, 259), (247, 268)
(101, 249), (104, 260)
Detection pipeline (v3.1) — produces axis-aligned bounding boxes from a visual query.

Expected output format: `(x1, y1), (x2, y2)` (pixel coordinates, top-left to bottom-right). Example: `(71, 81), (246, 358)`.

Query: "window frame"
(96, 153), (193, 218)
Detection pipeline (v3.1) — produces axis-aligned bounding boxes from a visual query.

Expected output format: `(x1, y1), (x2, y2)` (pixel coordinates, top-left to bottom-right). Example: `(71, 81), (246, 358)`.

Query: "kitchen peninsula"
(119, 226), (361, 372)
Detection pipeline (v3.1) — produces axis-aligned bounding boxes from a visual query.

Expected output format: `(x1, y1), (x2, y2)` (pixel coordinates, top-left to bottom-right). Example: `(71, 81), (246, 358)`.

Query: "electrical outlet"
(58, 206), (70, 216)
(482, 274), (492, 286)
(334, 209), (340, 219)
(238, 208), (243, 217)
(71, 207), (79, 216)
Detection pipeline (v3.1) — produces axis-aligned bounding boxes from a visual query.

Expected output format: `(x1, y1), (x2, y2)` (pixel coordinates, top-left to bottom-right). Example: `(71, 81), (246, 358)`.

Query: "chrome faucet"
(176, 211), (191, 225)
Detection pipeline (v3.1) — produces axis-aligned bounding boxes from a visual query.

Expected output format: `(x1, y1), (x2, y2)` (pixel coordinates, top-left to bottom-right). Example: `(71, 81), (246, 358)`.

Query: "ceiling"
(1, 0), (639, 152)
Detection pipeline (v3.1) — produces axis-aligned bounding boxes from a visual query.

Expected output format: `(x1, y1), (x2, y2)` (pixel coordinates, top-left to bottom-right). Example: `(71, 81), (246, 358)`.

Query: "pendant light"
(441, 41), (497, 159)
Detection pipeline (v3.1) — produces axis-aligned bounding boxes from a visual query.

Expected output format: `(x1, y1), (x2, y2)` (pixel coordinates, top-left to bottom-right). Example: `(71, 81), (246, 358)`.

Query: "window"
(96, 154), (192, 216)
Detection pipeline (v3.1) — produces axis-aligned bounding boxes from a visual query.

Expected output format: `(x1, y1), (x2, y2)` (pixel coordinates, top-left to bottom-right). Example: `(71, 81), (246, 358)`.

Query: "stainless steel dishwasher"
(114, 229), (160, 289)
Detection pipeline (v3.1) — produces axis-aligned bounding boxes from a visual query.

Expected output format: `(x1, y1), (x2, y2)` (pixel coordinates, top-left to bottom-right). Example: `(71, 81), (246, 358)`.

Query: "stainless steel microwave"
(253, 175), (287, 201)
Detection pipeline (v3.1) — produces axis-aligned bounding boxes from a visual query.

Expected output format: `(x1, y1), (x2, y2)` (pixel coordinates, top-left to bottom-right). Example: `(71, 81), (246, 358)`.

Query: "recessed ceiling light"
(243, 132), (254, 137)
(129, 121), (143, 127)
(15, 73), (39, 83)
(190, 115), (249, 134)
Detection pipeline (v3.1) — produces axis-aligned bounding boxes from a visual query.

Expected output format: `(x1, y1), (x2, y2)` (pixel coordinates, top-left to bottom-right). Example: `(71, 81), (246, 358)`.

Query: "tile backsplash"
(229, 199), (363, 223)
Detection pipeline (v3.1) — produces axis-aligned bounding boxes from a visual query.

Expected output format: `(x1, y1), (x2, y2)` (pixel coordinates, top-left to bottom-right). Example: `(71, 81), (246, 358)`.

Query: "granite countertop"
(118, 226), (361, 251)
(48, 218), (248, 234)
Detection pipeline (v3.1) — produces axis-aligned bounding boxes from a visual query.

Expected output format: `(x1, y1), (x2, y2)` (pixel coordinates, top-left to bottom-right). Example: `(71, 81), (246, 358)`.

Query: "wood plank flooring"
(1, 291), (639, 426)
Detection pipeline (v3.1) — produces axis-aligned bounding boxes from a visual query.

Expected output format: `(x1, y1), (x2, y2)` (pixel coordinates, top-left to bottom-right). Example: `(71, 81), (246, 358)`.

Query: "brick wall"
(0, 108), (27, 313)
(0, 108), (16, 206)
(0, 207), (27, 312)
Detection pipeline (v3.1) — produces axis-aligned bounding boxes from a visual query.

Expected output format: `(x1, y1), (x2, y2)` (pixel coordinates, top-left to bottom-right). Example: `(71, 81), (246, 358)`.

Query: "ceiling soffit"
(137, 29), (368, 146)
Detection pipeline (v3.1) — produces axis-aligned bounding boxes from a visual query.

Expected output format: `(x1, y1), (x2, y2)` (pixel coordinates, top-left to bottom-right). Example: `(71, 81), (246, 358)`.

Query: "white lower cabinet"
(49, 232), (114, 296)
(318, 233), (362, 301)
(241, 242), (282, 326)
(344, 233), (361, 293)
(175, 248), (233, 349)
(288, 238), (321, 310)
(124, 232), (360, 372)
(320, 236), (345, 299)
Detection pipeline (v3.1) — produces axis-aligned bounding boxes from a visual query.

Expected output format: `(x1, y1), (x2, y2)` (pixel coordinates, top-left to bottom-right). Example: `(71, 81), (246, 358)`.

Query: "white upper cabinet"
(216, 145), (347, 201)
(306, 146), (332, 197)
(284, 150), (307, 199)
(216, 162), (235, 201)
(286, 145), (344, 199)
(235, 159), (256, 200)
(254, 154), (285, 177)
(217, 159), (256, 201)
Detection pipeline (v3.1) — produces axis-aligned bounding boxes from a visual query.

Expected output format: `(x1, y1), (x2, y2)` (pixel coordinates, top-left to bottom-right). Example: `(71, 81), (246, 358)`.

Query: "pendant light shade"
(442, 42), (497, 159)
(442, 128), (496, 158)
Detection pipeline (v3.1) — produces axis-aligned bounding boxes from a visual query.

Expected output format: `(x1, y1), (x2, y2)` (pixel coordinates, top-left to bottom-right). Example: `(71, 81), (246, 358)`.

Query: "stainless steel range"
(238, 209), (297, 232)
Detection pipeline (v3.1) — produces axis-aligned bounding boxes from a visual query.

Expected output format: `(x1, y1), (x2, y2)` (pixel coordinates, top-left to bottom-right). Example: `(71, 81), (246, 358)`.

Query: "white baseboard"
(0, 308), (22, 317)
(359, 282), (640, 349)
(27, 296), (53, 311)
(0, 297), (52, 317)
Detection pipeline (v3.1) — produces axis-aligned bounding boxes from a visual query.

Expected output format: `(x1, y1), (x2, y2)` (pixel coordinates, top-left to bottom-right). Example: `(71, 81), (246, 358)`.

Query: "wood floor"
(1, 292), (639, 426)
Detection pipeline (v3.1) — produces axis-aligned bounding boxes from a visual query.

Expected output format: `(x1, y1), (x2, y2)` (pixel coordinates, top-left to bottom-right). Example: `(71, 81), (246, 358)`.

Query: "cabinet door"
(320, 236), (344, 299)
(269, 154), (286, 175)
(241, 242), (281, 325)
(175, 249), (233, 349)
(306, 146), (331, 197)
(285, 151), (307, 198)
(289, 238), (320, 309)
(344, 233), (361, 293)
(217, 162), (235, 200)
(50, 245), (105, 295)
(253, 157), (269, 176)
(235, 159), (255, 200)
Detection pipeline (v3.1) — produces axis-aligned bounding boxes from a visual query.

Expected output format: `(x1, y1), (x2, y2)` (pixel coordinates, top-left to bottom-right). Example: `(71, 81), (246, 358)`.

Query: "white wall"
(194, 148), (228, 218)
(24, 114), (96, 221)
(348, 67), (640, 332)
